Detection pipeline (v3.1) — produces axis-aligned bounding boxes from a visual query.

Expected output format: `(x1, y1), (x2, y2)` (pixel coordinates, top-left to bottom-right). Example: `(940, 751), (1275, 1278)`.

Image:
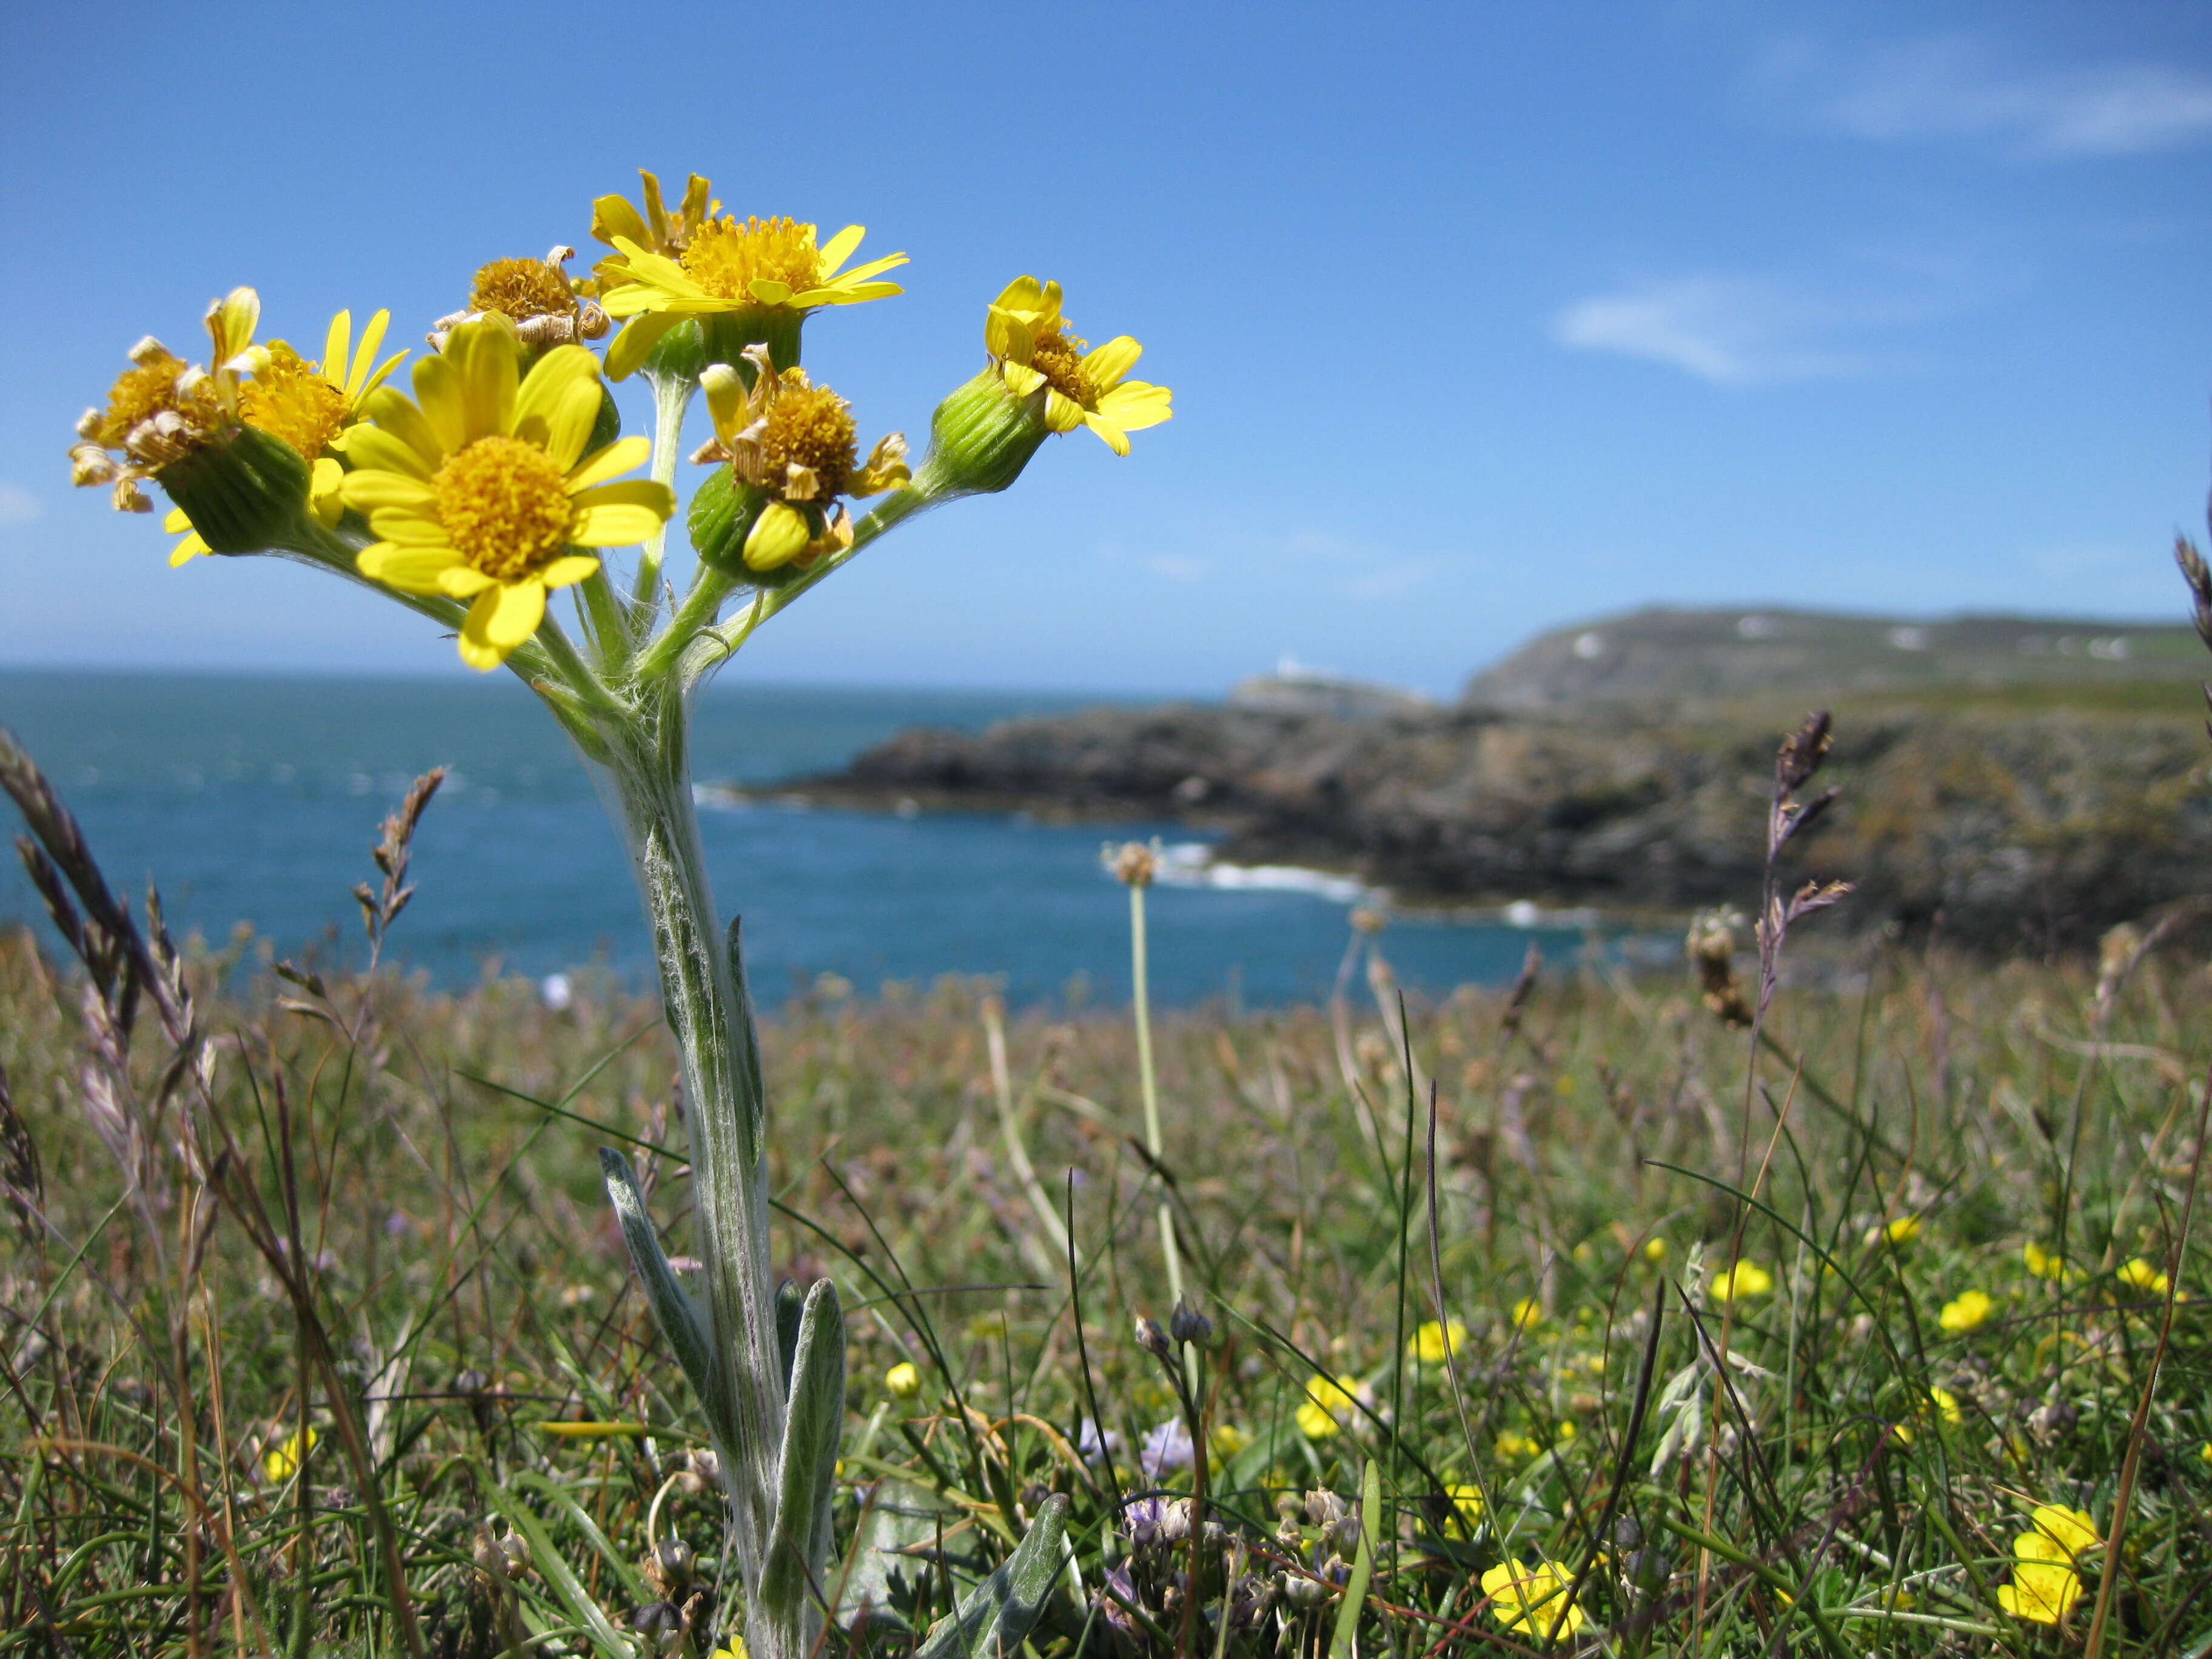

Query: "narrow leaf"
(760, 1279), (846, 1623)
(1328, 1459), (1379, 1659)
(600, 1148), (716, 1413)
(479, 1478), (632, 1658)
(914, 1493), (1070, 1659)
(776, 1277), (804, 1393)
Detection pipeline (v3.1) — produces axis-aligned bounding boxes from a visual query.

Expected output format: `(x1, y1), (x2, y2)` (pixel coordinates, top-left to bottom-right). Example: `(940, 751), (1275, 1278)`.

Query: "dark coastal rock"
(786, 699), (2212, 952)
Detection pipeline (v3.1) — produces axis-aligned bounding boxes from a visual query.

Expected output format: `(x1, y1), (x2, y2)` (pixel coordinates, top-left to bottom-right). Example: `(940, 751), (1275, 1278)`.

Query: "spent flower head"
(435, 248), (608, 353)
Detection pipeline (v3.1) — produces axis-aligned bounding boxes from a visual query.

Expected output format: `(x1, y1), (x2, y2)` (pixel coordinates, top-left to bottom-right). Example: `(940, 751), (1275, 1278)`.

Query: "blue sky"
(2, 0), (2208, 696)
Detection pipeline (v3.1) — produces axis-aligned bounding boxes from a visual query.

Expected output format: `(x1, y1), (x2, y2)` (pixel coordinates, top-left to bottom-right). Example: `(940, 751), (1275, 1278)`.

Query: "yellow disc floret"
(471, 257), (582, 326)
(1025, 324), (1093, 406)
(757, 375), (859, 501)
(240, 343), (348, 461)
(681, 217), (831, 304)
(434, 436), (576, 580)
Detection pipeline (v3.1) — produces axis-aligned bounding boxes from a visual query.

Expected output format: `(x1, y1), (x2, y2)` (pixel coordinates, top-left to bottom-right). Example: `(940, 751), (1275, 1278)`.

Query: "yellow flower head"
(1997, 1559), (2083, 1625)
(163, 304), (407, 566)
(340, 318), (672, 670)
(1410, 1318), (1467, 1364)
(1295, 1372), (1364, 1439)
(1481, 1560), (1584, 1640)
(1868, 1215), (1921, 1247)
(2023, 1240), (2066, 1281)
(435, 248), (609, 354)
(597, 213), (905, 378)
(72, 335), (228, 515)
(2119, 1256), (2171, 1296)
(709, 1642), (749, 1659)
(2019, 1504), (2098, 1564)
(1939, 1289), (1994, 1333)
(591, 169), (719, 263)
(693, 347), (909, 575)
(1711, 1259), (1774, 1302)
(1643, 1236), (1668, 1263)
(985, 276), (1171, 455)
(1509, 1296), (1544, 1332)
(263, 1425), (317, 1483)
(885, 1361), (920, 1399)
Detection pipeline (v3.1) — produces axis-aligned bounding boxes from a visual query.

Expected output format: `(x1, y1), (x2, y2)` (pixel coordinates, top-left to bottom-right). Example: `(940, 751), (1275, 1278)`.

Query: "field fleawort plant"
(61, 173), (1170, 1659)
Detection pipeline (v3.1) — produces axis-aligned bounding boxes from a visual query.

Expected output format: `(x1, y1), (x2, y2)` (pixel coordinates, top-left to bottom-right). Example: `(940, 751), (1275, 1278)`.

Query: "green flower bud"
(157, 424), (317, 555)
(911, 369), (1048, 503)
(688, 463), (768, 577)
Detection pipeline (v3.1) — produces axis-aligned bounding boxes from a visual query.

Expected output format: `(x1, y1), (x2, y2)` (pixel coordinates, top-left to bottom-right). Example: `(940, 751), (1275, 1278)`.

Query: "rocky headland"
(764, 608), (2212, 952)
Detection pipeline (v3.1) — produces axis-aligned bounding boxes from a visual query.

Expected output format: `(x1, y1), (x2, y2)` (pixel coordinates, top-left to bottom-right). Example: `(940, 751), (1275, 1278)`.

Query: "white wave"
(1148, 843), (1376, 904)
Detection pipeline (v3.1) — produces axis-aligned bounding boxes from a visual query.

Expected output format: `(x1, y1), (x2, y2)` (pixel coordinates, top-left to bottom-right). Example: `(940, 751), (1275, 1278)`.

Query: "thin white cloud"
(0, 484), (41, 527)
(1553, 278), (1877, 387)
(1785, 33), (2212, 156)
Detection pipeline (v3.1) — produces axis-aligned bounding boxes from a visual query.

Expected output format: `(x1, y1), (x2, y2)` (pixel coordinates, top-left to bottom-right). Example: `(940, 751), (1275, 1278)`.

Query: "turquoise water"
(0, 671), (1618, 1007)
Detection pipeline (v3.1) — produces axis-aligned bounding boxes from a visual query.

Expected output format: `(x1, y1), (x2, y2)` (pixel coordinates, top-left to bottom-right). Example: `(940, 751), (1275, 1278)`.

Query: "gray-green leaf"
(914, 1493), (1070, 1659)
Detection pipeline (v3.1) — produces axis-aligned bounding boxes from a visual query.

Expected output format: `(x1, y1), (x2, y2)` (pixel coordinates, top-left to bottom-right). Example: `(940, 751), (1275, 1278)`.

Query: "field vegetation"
(4, 725), (2211, 1657)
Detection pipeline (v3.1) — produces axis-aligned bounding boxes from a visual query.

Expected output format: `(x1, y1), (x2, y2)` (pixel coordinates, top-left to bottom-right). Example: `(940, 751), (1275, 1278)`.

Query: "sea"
(0, 670), (1641, 1009)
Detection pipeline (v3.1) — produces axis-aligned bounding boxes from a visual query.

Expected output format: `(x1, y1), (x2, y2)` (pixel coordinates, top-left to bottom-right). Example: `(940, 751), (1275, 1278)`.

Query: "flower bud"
(1169, 1298), (1212, 1350)
(687, 464), (770, 577)
(885, 1361), (921, 1399)
(910, 369), (1048, 503)
(158, 424), (317, 555)
(1134, 1316), (1172, 1361)
(647, 1537), (695, 1595)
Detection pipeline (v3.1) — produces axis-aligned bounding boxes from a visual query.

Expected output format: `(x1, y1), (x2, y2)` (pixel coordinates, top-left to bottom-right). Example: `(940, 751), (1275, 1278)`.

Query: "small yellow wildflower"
(1997, 1558), (2083, 1624)
(596, 212), (906, 377)
(709, 1641), (749, 1659)
(2019, 1504), (2098, 1563)
(985, 277), (1173, 455)
(2023, 1241), (2066, 1281)
(1296, 1373), (1364, 1439)
(2119, 1257), (2171, 1296)
(1494, 1430), (1540, 1461)
(885, 1361), (920, 1398)
(1410, 1318), (1467, 1364)
(341, 319), (672, 670)
(1939, 1289), (1995, 1333)
(1446, 1482), (1485, 1532)
(1642, 1236), (1668, 1263)
(1866, 1216), (1920, 1247)
(2201, 1440), (2212, 1467)
(263, 1426), (317, 1483)
(1481, 1559), (1584, 1639)
(1510, 1297), (1544, 1332)
(1711, 1259), (1774, 1302)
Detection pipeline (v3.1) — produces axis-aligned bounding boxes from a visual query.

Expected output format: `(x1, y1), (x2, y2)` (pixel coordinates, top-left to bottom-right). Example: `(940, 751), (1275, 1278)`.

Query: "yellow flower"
(985, 277), (1172, 455)
(1296, 1373), (1364, 1439)
(591, 169), (719, 263)
(2201, 1440), (2212, 1467)
(2023, 1240), (2066, 1281)
(597, 213), (906, 377)
(1867, 1216), (1920, 1247)
(1711, 1259), (1774, 1302)
(1494, 1430), (1540, 1461)
(709, 1641), (749, 1659)
(1939, 1289), (1994, 1333)
(432, 250), (608, 354)
(1446, 1482), (1485, 1532)
(1929, 1385), (1962, 1424)
(1481, 1560), (1584, 1639)
(1997, 1558), (2083, 1625)
(1410, 1318), (1467, 1364)
(1643, 1236), (1668, 1263)
(885, 1361), (920, 1398)
(2019, 1504), (2097, 1564)
(263, 1425), (317, 1483)
(340, 318), (672, 671)
(2119, 1257), (2171, 1296)
(692, 348), (908, 575)
(1509, 1297), (1543, 1332)
(166, 303), (407, 566)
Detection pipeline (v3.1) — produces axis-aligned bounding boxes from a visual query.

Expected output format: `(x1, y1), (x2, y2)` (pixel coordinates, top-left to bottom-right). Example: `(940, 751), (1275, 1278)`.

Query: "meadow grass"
(5, 844), (2212, 1658)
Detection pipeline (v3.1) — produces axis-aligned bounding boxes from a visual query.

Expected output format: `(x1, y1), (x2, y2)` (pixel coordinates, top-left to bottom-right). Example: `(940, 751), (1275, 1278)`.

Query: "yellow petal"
(1096, 380), (1172, 431)
(570, 488), (674, 546)
(354, 313), (401, 400)
(701, 364), (749, 443)
(743, 501), (812, 571)
(746, 278), (793, 305)
(340, 469), (437, 512)
(468, 578), (546, 650)
(163, 506), (192, 532)
(411, 352), (470, 455)
(364, 507), (456, 545)
(828, 252), (908, 286)
(357, 542), (466, 594)
(1081, 335), (1142, 390)
(1000, 361), (1046, 398)
(444, 318), (519, 445)
(591, 193), (653, 251)
(324, 311), (352, 392)
(567, 435), (652, 492)
(992, 276), (1044, 313)
(815, 281), (902, 304)
(167, 531), (210, 567)
(437, 565), (495, 597)
(1043, 389), (1085, 434)
(538, 554), (601, 589)
(817, 224), (866, 275)
(604, 312), (683, 380)
(343, 420), (437, 480)
(1082, 413), (1132, 456)
(309, 457), (345, 526)
(513, 350), (602, 472)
